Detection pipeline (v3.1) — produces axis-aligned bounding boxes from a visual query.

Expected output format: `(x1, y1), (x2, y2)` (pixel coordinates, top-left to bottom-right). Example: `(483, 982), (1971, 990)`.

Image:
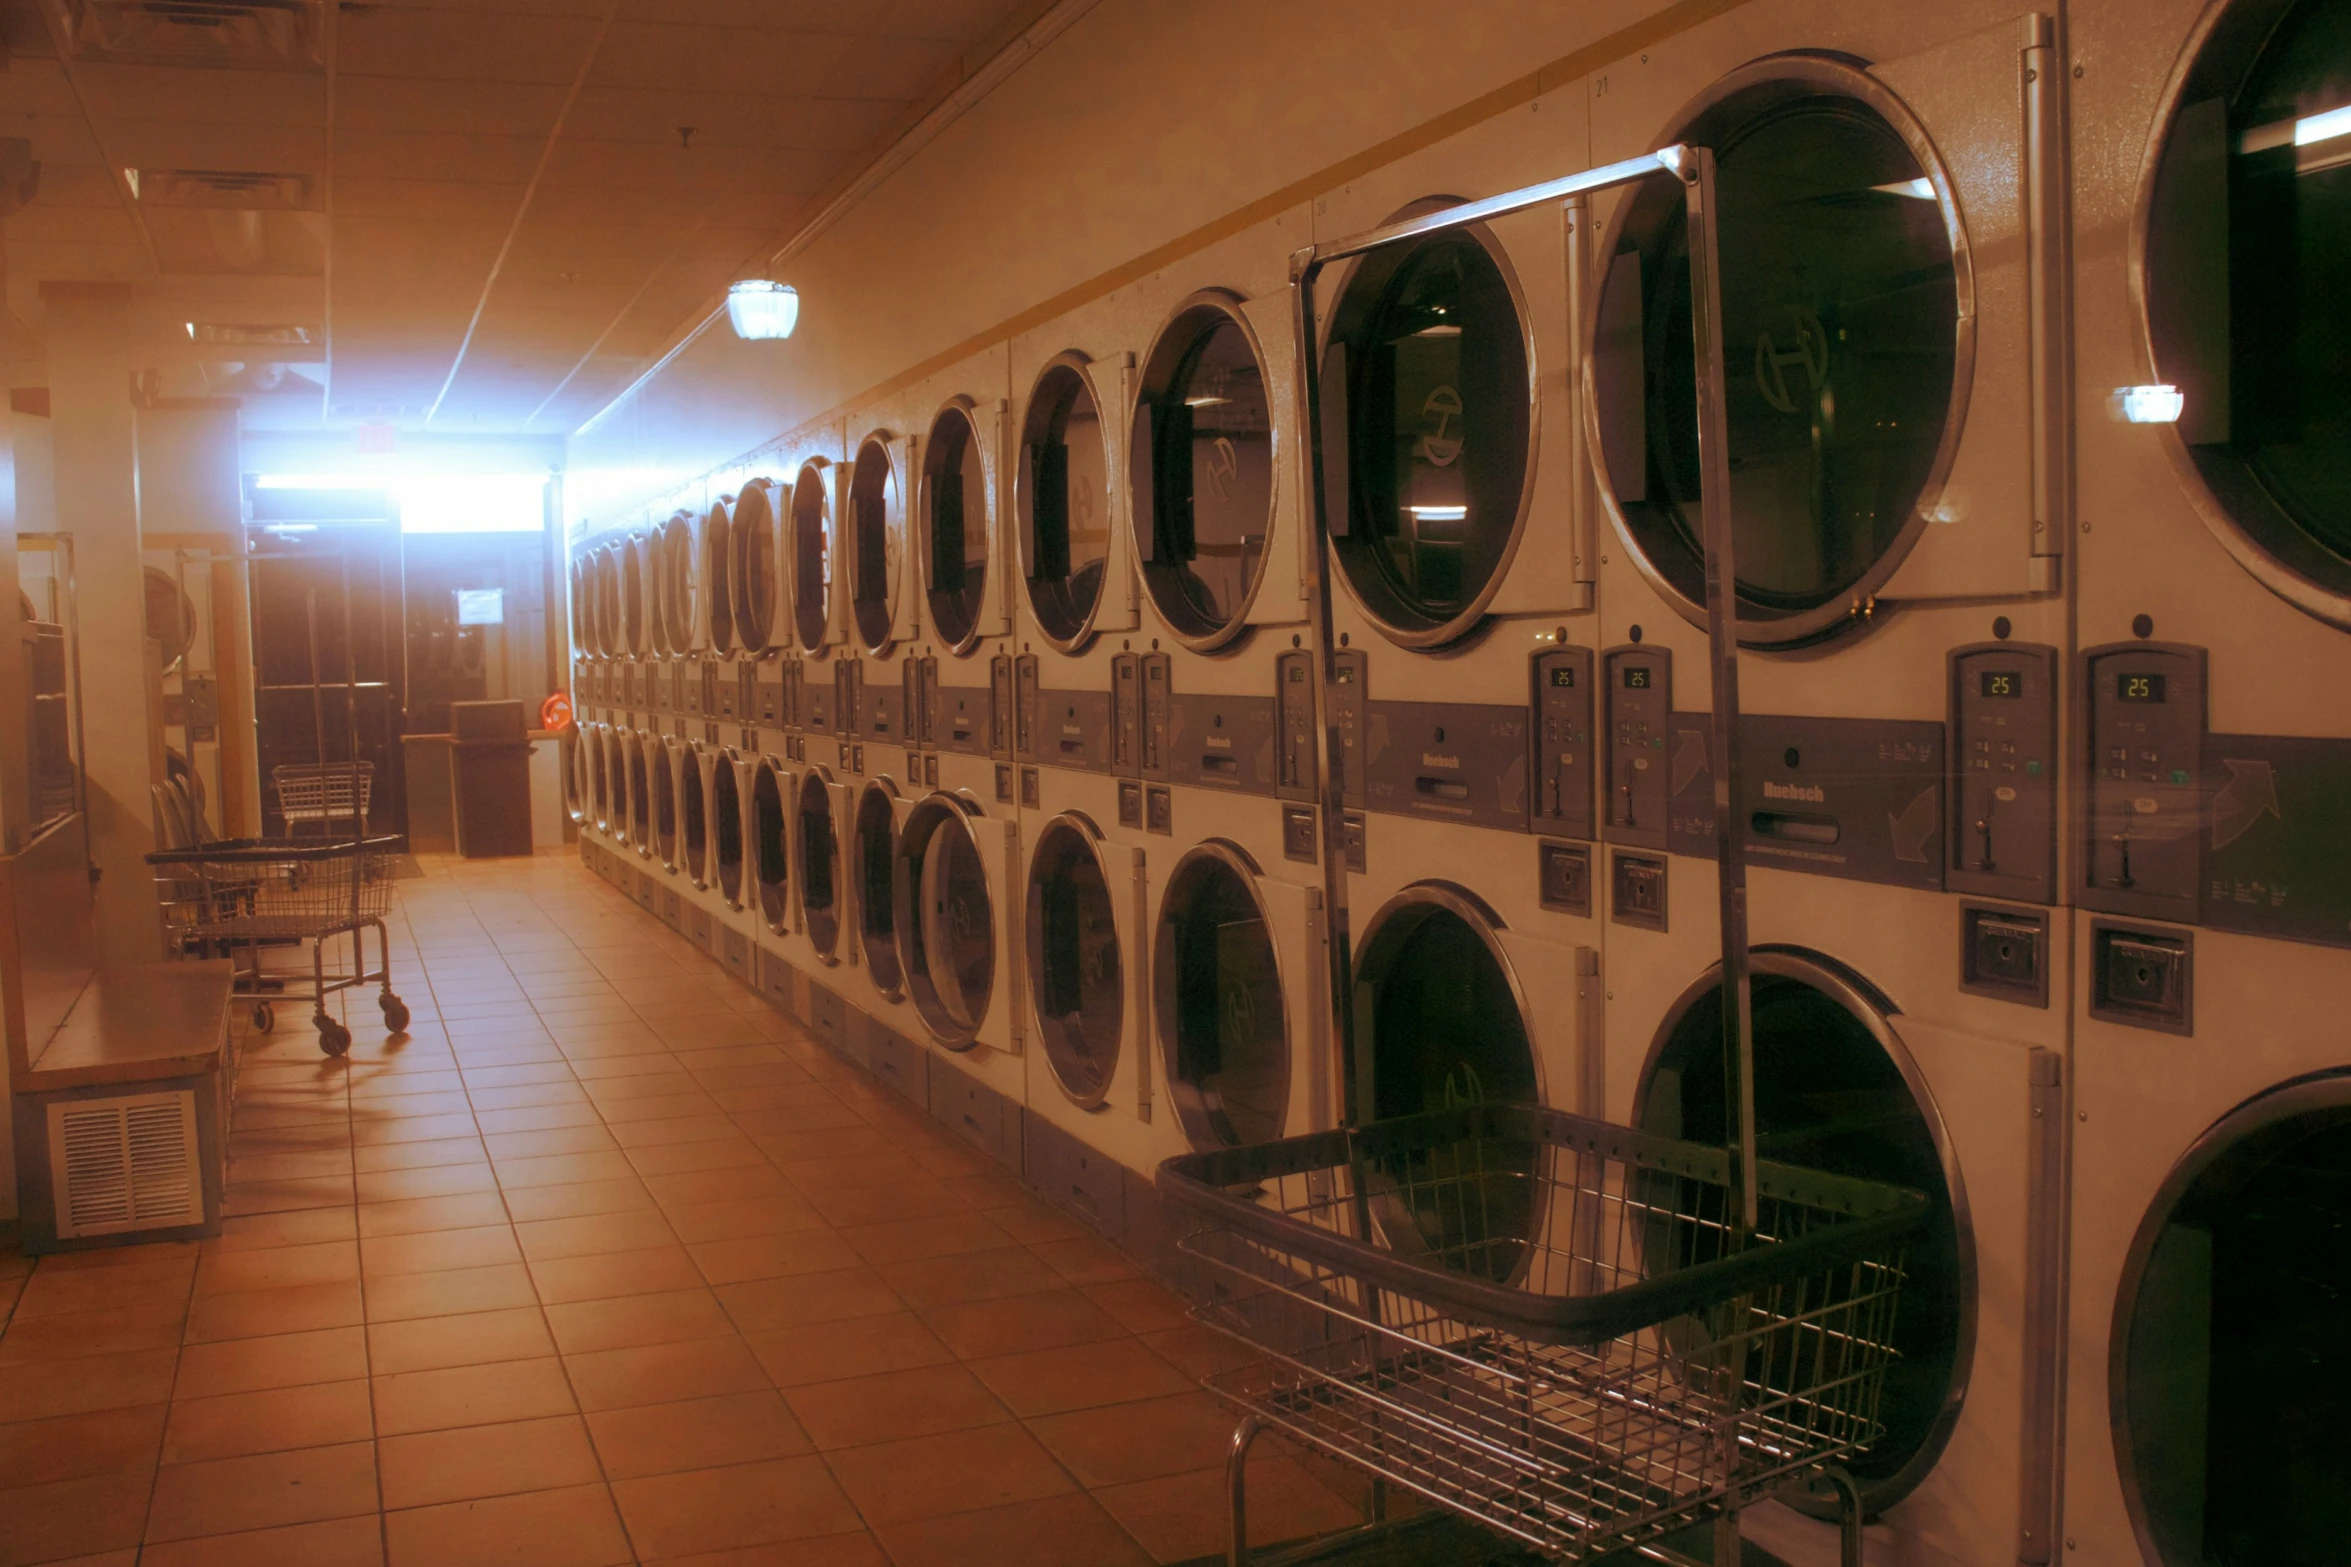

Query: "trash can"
(449, 700), (535, 858)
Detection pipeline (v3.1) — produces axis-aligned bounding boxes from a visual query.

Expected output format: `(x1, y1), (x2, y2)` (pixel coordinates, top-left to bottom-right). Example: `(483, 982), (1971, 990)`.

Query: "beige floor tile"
(171, 1328), (369, 1401)
(136, 1513), (386, 1567)
(161, 1379), (374, 1464)
(871, 1491), (1154, 1567)
(372, 1357), (578, 1437)
(0, 1403), (167, 1489)
(824, 1424), (1077, 1527)
(378, 1413), (602, 1509)
(582, 1389), (810, 1480)
(383, 1481), (633, 1567)
(609, 1455), (861, 1559)
(785, 1362), (1011, 1450)
(366, 1306), (554, 1375)
(143, 1439), (378, 1542)
(364, 1262), (539, 1323)
(0, 1468), (154, 1565)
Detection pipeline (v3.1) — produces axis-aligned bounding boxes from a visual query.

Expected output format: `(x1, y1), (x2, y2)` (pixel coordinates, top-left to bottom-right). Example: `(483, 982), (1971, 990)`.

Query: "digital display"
(1622, 666), (1651, 690)
(1549, 667), (1577, 688)
(1979, 670), (2022, 699)
(2117, 672), (2168, 704)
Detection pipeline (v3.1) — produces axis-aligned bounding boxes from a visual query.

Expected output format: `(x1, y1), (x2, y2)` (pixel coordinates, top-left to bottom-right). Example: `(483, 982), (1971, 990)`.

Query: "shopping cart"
(1159, 1103), (1927, 1565)
(272, 761), (374, 838)
(147, 834), (410, 1055)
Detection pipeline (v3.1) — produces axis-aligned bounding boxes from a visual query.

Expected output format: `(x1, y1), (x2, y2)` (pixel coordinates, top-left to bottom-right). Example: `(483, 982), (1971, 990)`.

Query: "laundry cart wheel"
(250, 1002), (275, 1033)
(380, 993), (411, 1034)
(316, 1016), (352, 1057)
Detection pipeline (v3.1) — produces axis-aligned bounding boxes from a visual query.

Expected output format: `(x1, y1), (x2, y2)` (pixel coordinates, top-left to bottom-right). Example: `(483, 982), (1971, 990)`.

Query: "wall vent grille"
(47, 1092), (203, 1239)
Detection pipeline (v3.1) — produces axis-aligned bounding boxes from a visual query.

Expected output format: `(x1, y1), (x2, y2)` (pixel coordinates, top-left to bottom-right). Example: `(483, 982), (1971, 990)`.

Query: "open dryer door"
(849, 431), (920, 654)
(897, 793), (1021, 1054)
(1026, 812), (1148, 1113)
(680, 742), (710, 888)
(751, 757), (794, 934)
(920, 397), (1010, 651)
(711, 748), (746, 909)
(853, 778), (916, 1003)
(790, 456), (844, 655)
(1152, 842), (1328, 1148)
(796, 766), (851, 964)
(626, 730), (652, 855)
(651, 736), (680, 871)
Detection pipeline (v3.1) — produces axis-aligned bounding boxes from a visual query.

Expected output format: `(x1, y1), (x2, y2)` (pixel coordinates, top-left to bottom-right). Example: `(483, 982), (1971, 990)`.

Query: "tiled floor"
(0, 851), (1363, 1567)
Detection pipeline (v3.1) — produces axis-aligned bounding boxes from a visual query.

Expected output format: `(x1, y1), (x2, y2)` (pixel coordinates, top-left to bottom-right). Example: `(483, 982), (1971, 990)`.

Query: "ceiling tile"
(74, 62), (327, 128)
(334, 76), (570, 137)
(335, 8), (606, 86)
(586, 21), (855, 95)
(331, 128), (547, 183)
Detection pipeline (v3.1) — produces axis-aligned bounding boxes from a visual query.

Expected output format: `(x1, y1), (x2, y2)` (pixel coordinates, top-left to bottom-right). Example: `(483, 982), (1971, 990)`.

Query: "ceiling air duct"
(49, 0), (324, 69)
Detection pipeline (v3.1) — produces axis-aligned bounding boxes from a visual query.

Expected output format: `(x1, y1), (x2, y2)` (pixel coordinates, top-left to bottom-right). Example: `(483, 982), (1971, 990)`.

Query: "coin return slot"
(1201, 754), (1240, 776)
(2091, 922), (2193, 1036)
(1415, 777), (1470, 801)
(1750, 811), (1839, 845)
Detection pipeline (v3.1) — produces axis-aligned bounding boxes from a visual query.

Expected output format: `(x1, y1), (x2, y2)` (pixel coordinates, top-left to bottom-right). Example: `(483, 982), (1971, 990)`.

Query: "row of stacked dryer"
(558, 0), (2351, 1562)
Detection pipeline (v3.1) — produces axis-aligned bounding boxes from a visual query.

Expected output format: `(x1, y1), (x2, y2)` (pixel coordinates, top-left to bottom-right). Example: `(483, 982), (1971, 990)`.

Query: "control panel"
(1276, 650), (1316, 803)
(1111, 653), (1140, 777)
(1603, 646), (1671, 850)
(833, 659), (862, 740)
(1013, 653), (1040, 763)
(2081, 641), (2205, 923)
(1530, 646), (1595, 840)
(989, 654), (1013, 758)
(1169, 692), (1278, 794)
(916, 657), (940, 750)
(1142, 652), (1172, 782)
(1948, 642), (2059, 904)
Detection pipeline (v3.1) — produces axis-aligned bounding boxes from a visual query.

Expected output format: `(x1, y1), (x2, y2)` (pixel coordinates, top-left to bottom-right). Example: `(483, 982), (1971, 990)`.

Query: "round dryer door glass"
(856, 785), (903, 997)
(1641, 962), (1968, 1507)
(1026, 817), (1122, 1106)
(1355, 894), (1542, 1281)
(798, 772), (840, 958)
(733, 480), (779, 652)
(1154, 847), (1287, 1149)
(2147, 0), (2351, 610)
(792, 462), (834, 652)
(897, 797), (995, 1047)
(1327, 228), (1532, 645)
(923, 404), (992, 649)
(1133, 301), (1275, 641)
(656, 512), (690, 653)
(1596, 78), (1962, 640)
(712, 755), (743, 905)
(751, 764), (788, 931)
(2114, 1079), (2351, 1565)
(597, 549), (620, 656)
(1019, 361), (1111, 646)
(849, 438), (905, 653)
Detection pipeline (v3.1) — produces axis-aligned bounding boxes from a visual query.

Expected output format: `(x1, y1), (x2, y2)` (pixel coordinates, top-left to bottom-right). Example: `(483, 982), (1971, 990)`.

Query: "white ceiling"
(0, 0), (1044, 432)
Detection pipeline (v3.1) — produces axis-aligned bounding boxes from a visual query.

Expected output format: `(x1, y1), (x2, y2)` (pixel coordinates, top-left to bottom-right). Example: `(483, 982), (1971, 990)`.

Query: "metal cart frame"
(1184, 140), (1868, 1564)
(148, 833), (410, 1055)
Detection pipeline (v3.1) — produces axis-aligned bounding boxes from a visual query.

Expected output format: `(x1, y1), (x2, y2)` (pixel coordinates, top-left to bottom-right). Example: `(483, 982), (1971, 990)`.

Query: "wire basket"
(147, 835), (399, 942)
(272, 762), (374, 831)
(1158, 1103), (1929, 1562)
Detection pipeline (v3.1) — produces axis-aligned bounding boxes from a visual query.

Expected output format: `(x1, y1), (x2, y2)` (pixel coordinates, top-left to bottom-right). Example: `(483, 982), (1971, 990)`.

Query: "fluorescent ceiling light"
(1873, 177), (1937, 200)
(1183, 395), (1229, 408)
(2297, 104), (2351, 146)
(727, 280), (799, 341)
(2120, 384), (2185, 424)
(253, 472), (549, 532)
(1406, 505), (1468, 521)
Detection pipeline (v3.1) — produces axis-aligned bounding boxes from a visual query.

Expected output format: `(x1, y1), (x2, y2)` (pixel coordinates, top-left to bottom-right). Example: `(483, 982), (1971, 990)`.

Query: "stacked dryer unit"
(782, 429), (871, 1054)
(2062, 2), (2351, 1562)
(730, 469), (800, 1004)
(1577, 6), (2074, 1564)
(839, 413), (934, 1100)
(1300, 82), (1610, 1288)
(888, 350), (1030, 1163)
(1003, 322), (1173, 1224)
(1115, 226), (1337, 1174)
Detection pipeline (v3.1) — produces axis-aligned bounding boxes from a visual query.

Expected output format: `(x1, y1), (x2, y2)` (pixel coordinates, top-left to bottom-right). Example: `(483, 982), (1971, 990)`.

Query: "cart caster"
(316, 1017), (351, 1057)
(250, 1002), (275, 1034)
(380, 994), (411, 1034)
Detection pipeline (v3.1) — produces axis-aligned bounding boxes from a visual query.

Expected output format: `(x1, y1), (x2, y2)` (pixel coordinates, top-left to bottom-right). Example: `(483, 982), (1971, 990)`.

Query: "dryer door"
(2108, 1074), (2351, 1567)
(711, 751), (746, 909)
(897, 794), (1014, 1052)
(797, 769), (848, 963)
(750, 760), (792, 932)
(1026, 813), (1132, 1109)
(1152, 843), (1324, 1149)
(853, 779), (913, 1002)
(680, 744), (710, 887)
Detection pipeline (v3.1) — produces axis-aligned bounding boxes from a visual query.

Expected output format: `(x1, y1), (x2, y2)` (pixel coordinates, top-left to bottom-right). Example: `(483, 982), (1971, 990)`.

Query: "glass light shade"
(727, 280), (799, 341)
(2121, 384), (2186, 425)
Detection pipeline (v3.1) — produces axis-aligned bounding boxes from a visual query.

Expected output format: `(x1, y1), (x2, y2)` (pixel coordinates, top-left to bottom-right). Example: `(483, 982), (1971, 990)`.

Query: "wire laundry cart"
(1159, 1104), (1927, 1565)
(1180, 135), (1934, 1566)
(147, 834), (410, 1055)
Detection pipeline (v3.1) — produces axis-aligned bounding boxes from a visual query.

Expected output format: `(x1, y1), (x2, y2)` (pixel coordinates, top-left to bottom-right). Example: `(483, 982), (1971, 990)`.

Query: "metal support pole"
(1226, 1415), (1264, 1567)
